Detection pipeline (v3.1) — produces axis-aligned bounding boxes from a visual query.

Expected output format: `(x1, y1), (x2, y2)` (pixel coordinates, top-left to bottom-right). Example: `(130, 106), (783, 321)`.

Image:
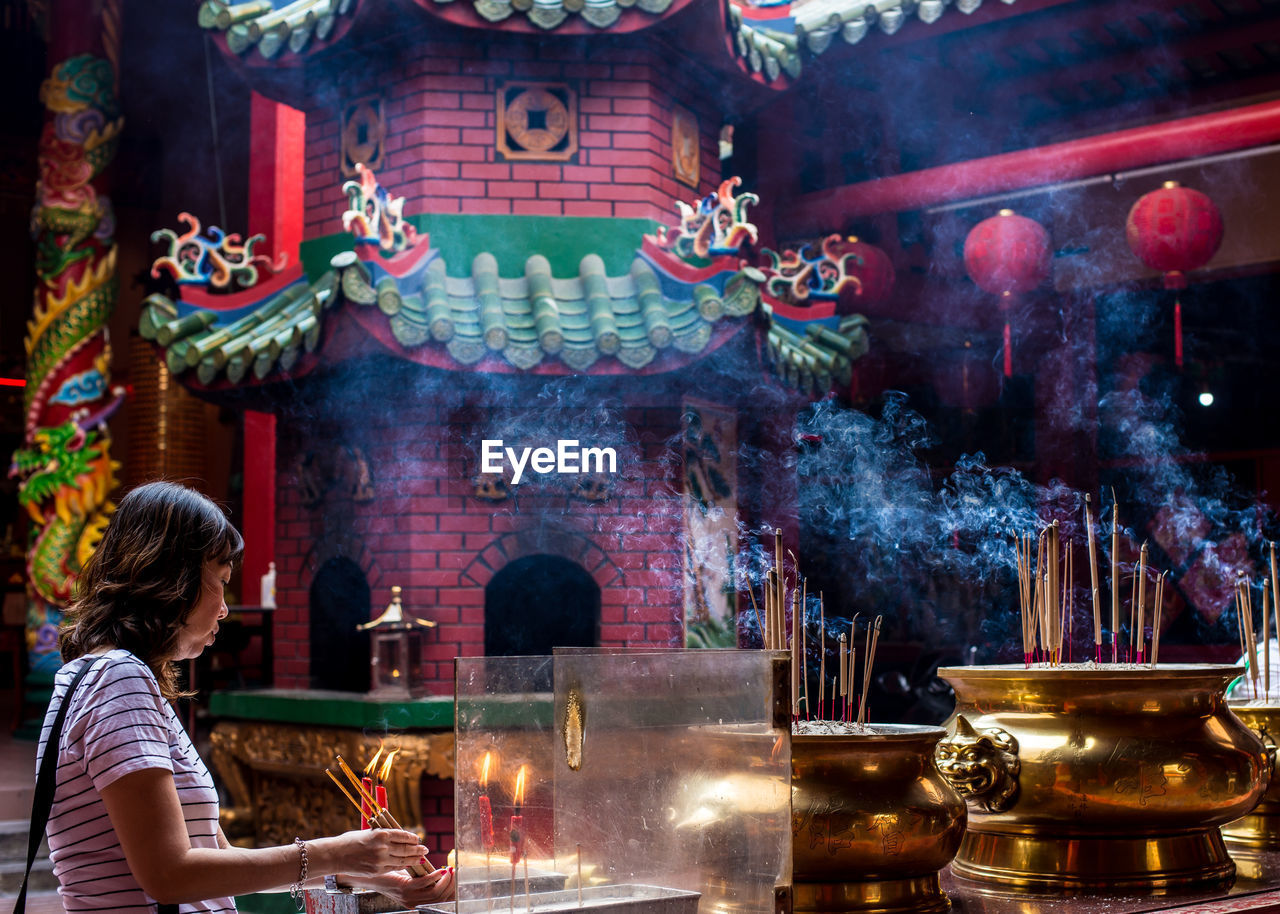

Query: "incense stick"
(1049, 521), (1060, 664)
(791, 587), (801, 720)
(1265, 578), (1271, 703)
(1136, 542), (1148, 664)
(1129, 560), (1138, 664)
(818, 593), (825, 720)
(858, 616), (882, 726)
(1086, 495), (1101, 660)
(1111, 496), (1120, 663)
(801, 578), (809, 719)
(847, 613), (859, 723)
(1246, 578), (1259, 700)
(327, 768), (366, 814)
(1151, 572), (1165, 669)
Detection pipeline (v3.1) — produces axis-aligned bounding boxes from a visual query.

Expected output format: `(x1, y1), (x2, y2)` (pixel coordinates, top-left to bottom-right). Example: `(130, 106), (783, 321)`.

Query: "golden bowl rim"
(791, 722), (947, 743)
(938, 662), (1241, 681)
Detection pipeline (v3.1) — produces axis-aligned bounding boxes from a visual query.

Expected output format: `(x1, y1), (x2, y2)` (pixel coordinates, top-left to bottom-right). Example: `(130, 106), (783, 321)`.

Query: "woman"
(39, 481), (455, 913)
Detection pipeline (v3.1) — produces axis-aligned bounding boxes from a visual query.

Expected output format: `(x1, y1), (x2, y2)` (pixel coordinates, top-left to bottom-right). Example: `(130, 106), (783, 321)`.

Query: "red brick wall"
(421, 774), (455, 859)
(270, 402), (687, 693)
(302, 41), (722, 236)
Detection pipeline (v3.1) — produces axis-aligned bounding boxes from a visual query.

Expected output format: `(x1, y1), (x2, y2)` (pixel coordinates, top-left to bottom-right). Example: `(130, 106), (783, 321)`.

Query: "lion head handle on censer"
(934, 715), (1021, 814)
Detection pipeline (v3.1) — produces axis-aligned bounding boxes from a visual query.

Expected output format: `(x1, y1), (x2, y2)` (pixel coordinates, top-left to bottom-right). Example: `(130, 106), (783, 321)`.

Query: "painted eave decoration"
(198, 0), (357, 61)
(139, 263), (337, 385)
(138, 175), (774, 387)
(728, 0), (1018, 84)
(139, 176), (873, 398)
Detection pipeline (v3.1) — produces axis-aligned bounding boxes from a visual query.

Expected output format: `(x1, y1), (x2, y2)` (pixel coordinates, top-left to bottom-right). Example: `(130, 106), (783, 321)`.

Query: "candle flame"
(378, 747), (400, 783)
(514, 764), (527, 807)
(480, 751), (492, 788)
(364, 741), (385, 777)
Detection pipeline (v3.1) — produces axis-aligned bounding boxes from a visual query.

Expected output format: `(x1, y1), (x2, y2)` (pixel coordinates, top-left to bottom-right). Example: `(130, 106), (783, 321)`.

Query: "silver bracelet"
(290, 837), (308, 909)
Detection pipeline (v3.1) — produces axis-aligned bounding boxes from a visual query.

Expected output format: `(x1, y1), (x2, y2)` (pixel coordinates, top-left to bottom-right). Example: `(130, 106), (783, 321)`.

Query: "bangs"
(209, 518), (245, 566)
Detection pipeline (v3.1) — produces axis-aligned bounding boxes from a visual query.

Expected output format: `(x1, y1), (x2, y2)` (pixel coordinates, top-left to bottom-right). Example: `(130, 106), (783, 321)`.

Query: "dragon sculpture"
(9, 51), (123, 676)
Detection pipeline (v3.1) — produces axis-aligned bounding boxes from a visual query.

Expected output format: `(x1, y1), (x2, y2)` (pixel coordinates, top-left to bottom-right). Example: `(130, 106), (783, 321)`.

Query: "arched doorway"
(484, 554), (601, 657)
(309, 557), (371, 691)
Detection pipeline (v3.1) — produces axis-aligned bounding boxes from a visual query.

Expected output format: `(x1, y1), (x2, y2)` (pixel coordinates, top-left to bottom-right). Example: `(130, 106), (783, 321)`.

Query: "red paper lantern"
(1125, 180), (1224, 369)
(963, 209), (1051, 377)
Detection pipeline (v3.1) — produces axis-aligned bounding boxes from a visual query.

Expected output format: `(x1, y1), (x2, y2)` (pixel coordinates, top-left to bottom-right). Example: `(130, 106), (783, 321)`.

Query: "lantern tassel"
(1003, 321), (1012, 378)
(1174, 298), (1183, 370)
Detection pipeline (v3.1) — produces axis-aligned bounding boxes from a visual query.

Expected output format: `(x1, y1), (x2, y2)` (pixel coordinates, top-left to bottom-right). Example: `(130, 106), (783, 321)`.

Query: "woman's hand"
(313, 829), (429, 876)
(366, 866), (456, 906)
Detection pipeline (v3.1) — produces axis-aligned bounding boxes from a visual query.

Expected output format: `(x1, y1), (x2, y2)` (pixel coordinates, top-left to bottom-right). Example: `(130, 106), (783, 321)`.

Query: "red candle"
(479, 795), (495, 850)
(376, 783), (388, 814)
(361, 776), (374, 830)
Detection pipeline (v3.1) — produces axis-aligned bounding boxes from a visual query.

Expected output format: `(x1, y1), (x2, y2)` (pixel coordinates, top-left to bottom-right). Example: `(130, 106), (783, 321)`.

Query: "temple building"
(7, 0), (1280, 910)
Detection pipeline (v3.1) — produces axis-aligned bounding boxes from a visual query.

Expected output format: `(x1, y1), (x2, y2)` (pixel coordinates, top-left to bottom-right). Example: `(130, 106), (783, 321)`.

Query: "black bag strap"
(15, 657), (96, 914)
(13, 658), (180, 914)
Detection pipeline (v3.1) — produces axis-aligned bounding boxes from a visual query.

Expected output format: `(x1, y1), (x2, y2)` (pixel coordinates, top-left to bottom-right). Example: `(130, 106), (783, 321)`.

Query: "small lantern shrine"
(357, 586), (436, 699)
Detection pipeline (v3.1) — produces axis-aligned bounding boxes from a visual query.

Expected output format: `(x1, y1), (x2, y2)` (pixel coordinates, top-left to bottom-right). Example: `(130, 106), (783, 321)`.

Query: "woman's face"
(172, 559), (232, 661)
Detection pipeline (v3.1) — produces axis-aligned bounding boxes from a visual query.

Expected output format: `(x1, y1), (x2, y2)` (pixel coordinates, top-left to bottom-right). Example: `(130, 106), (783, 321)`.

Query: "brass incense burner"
(791, 724), (966, 914)
(935, 664), (1269, 895)
(1222, 702), (1280, 850)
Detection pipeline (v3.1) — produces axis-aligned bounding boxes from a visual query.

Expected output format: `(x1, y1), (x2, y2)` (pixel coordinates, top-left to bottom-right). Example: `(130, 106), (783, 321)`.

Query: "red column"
(242, 92), (304, 603)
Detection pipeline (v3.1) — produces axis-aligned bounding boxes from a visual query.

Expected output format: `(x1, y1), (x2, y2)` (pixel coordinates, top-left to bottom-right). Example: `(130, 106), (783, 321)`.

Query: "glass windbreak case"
(449, 650), (791, 914)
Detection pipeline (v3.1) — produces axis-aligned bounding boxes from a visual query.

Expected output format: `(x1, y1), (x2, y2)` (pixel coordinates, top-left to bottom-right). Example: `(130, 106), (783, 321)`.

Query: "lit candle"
(479, 752), (495, 851)
(376, 749), (399, 816)
(362, 744), (385, 831)
(361, 776), (374, 830)
(509, 765), (527, 865)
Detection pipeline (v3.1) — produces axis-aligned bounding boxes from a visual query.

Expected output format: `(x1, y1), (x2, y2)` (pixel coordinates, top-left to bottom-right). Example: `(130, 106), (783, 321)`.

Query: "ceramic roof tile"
(728, 0), (1018, 83)
(142, 243), (766, 386)
(199, 0), (356, 60)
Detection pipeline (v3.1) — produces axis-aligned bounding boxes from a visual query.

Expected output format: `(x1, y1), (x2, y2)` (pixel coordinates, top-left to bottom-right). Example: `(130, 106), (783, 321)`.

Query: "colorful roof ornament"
(342, 163), (420, 254)
(649, 178), (759, 263)
(761, 234), (894, 312)
(198, 0), (357, 60)
(151, 213), (287, 291)
(754, 233), (881, 396)
(727, 0), (1020, 84)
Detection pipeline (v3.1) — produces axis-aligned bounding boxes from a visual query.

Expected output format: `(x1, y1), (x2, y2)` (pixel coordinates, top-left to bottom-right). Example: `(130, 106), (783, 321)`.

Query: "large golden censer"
(792, 724), (967, 914)
(935, 664), (1269, 895)
(1221, 702), (1280, 851)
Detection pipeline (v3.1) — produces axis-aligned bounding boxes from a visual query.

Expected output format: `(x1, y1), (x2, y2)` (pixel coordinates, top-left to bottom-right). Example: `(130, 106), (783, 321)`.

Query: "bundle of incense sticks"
(327, 755), (429, 876)
(1238, 575), (1260, 700)
(1015, 505), (1170, 668)
(758, 530), (881, 724)
(1233, 549), (1280, 702)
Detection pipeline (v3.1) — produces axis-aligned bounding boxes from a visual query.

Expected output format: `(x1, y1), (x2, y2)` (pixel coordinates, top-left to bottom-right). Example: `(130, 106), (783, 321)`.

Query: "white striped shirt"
(36, 650), (236, 914)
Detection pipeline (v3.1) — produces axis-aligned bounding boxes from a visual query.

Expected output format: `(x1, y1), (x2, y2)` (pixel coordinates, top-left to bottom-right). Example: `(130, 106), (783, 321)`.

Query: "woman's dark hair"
(61, 481), (244, 698)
